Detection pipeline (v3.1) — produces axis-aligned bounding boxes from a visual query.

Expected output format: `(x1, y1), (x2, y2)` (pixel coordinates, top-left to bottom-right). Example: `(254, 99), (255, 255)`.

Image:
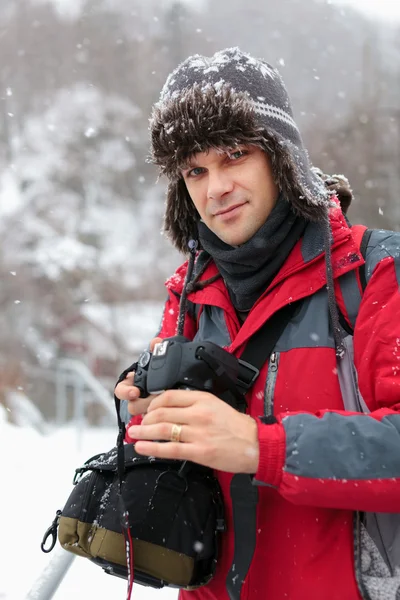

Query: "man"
(115, 48), (400, 599)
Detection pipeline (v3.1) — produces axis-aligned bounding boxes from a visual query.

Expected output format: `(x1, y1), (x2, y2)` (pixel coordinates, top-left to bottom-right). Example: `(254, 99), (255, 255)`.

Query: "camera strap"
(237, 300), (301, 391)
(113, 379), (137, 600)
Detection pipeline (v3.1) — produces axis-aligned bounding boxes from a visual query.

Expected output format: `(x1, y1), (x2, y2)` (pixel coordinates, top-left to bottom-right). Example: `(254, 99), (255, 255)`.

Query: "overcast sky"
(38, 0), (400, 21)
(330, 0), (400, 21)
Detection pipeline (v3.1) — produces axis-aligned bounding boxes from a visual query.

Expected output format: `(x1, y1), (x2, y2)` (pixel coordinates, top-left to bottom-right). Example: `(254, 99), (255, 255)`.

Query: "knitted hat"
(150, 47), (330, 253)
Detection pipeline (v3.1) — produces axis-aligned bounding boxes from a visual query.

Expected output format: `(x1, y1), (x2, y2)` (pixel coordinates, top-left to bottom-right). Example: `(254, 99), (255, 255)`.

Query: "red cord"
(123, 511), (135, 600)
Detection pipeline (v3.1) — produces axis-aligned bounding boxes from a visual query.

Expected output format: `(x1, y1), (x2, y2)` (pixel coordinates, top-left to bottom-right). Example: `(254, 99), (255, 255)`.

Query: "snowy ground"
(0, 409), (178, 600)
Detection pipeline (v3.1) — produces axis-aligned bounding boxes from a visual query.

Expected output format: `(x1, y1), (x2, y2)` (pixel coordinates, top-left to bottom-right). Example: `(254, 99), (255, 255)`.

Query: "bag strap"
(225, 301), (301, 600)
(358, 227), (373, 292)
(226, 474), (259, 600)
(338, 227), (372, 335)
(237, 301), (301, 390)
(113, 379), (136, 600)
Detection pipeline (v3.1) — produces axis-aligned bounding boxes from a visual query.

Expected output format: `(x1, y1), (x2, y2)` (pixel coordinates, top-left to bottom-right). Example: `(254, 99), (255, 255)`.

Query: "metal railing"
(25, 358), (115, 600)
(55, 358), (116, 450)
(55, 358), (116, 424)
(25, 549), (75, 600)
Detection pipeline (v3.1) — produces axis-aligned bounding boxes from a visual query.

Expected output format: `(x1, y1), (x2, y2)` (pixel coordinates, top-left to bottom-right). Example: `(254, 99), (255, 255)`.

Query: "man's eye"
(229, 149), (247, 160)
(188, 167), (204, 177)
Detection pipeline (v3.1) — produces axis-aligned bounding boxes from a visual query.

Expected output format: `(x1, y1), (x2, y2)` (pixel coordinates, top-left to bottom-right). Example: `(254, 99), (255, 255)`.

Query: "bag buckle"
(73, 468), (86, 485)
(237, 359), (260, 392)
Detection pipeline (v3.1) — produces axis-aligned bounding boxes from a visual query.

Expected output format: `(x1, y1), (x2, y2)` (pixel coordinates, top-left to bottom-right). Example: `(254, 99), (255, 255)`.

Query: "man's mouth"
(214, 202), (247, 217)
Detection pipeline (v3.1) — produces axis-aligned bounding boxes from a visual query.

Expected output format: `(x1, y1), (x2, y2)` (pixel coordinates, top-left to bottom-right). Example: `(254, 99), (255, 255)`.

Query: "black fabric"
(52, 444), (225, 589)
(43, 378), (227, 591)
(359, 228), (372, 292)
(197, 196), (307, 312)
(226, 474), (259, 600)
(239, 301), (301, 371)
(138, 470), (189, 546)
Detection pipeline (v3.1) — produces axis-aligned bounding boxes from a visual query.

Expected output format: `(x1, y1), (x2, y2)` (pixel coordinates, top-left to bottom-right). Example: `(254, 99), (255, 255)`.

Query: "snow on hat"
(150, 47), (330, 253)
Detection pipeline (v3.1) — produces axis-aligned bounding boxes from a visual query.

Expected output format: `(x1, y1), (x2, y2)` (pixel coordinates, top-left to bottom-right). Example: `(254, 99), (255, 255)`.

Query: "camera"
(133, 336), (254, 412)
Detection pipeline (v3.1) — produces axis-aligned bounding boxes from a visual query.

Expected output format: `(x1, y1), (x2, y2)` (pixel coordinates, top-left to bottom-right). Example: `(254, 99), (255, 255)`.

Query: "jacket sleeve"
(253, 242), (400, 513)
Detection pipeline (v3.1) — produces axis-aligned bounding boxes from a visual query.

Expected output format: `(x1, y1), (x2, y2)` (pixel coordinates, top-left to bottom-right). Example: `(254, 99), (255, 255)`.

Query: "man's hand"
(114, 337), (163, 415)
(127, 389), (260, 474)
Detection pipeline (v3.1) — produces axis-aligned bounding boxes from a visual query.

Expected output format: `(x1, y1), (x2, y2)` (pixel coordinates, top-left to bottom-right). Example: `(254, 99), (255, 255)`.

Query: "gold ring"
(170, 424), (182, 443)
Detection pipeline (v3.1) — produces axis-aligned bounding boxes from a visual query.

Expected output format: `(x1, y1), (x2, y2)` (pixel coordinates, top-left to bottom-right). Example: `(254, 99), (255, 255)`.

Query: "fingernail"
(129, 390), (138, 400)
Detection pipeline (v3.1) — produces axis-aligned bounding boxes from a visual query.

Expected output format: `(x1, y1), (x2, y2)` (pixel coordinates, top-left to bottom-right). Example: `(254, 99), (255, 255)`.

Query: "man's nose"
(207, 169), (234, 200)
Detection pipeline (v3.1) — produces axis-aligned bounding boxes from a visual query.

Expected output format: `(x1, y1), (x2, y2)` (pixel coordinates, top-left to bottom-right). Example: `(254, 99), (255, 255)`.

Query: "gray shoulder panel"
(193, 304), (231, 346)
(194, 287), (336, 352)
(365, 229), (400, 287)
(275, 287), (335, 351)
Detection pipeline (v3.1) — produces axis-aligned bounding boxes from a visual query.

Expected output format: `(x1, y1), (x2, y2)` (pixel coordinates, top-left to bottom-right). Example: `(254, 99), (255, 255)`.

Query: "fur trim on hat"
(150, 83), (329, 253)
(312, 168), (354, 214)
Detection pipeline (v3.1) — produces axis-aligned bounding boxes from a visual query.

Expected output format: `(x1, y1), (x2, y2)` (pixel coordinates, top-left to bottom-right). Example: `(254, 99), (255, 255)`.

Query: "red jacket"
(126, 204), (400, 599)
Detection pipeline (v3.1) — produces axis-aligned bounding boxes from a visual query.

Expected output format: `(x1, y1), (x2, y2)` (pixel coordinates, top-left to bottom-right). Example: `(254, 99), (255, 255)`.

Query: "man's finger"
(147, 388), (199, 412)
(134, 440), (200, 464)
(128, 422), (190, 443)
(114, 371), (137, 400)
(141, 406), (193, 426)
(127, 396), (153, 416)
(115, 383), (134, 402)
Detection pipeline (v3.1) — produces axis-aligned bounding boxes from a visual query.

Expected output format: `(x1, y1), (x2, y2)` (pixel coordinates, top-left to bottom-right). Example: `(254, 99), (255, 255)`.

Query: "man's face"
(181, 146), (279, 246)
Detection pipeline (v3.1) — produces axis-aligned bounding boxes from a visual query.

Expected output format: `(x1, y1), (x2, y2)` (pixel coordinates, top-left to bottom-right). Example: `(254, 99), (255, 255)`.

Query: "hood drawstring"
(176, 239), (198, 336)
(322, 214), (346, 358)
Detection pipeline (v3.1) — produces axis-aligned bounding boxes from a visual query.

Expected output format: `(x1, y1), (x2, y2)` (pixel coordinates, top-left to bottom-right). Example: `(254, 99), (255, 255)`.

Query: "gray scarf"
(197, 196), (308, 312)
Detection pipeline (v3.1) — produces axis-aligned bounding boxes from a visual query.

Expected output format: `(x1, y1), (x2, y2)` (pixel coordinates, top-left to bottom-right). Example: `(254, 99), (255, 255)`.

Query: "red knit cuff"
(254, 418), (286, 487)
(124, 414), (143, 443)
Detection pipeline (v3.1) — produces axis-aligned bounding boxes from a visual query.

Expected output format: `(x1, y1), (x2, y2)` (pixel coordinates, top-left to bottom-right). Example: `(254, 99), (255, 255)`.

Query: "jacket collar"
(177, 202), (365, 352)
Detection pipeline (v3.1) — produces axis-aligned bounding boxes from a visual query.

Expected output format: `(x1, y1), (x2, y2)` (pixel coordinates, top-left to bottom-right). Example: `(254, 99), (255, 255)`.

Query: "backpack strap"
(338, 227), (373, 335)
(358, 227), (373, 292)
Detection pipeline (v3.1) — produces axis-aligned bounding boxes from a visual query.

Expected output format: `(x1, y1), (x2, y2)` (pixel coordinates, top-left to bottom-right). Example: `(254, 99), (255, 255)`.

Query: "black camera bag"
(41, 354), (228, 595)
(47, 443), (224, 589)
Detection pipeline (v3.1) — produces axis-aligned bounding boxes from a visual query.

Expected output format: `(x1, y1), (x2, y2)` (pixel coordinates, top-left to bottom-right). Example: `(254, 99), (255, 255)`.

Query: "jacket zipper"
(264, 352), (280, 416)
